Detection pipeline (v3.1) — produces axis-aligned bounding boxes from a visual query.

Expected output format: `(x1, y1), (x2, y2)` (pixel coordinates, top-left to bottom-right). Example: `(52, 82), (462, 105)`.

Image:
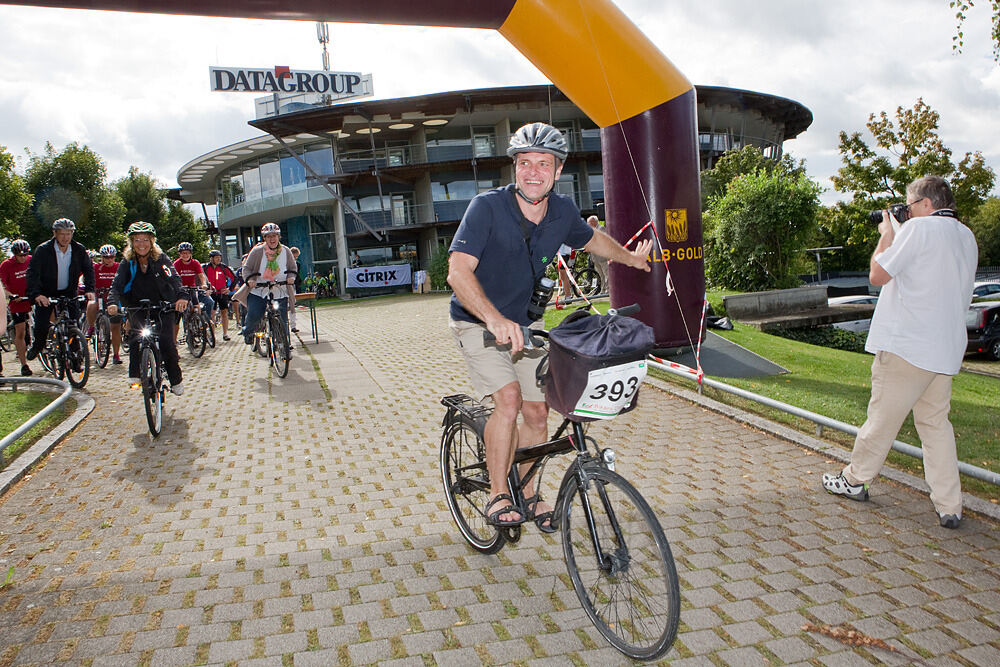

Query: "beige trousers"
(843, 351), (962, 516)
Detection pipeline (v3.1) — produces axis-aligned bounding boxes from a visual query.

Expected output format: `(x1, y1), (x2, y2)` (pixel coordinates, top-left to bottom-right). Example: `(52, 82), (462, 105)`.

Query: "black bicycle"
(250, 281), (292, 378)
(180, 287), (208, 358)
(91, 288), (114, 368)
(440, 314), (680, 660)
(38, 296), (90, 388)
(124, 300), (172, 437)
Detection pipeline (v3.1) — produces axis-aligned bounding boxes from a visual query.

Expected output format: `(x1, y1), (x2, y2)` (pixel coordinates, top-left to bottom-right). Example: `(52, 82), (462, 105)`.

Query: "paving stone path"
(1, 294), (998, 666)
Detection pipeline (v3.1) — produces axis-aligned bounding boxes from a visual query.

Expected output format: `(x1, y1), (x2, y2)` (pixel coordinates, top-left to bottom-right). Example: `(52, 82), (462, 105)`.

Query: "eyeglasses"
(905, 197), (927, 210)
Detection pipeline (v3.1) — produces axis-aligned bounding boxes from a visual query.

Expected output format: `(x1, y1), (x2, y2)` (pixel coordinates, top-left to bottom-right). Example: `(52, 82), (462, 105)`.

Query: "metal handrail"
(0, 377), (73, 464)
(648, 359), (1000, 487)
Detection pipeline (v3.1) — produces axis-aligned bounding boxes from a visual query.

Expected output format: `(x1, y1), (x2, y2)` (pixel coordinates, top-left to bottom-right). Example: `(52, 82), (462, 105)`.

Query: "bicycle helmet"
(507, 123), (569, 162)
(261, 222), (281, 236)
(99, 244), (117, 257)
(126, 221), (156, 237)
(11, 239), (30, 254)
(52, 217), (76, 231)
(177, 242), (194, 252)
(209, 249), (222, 258)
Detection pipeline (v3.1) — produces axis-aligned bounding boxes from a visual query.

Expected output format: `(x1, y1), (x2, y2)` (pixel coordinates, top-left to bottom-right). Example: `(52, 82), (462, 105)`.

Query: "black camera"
(869, 203), (909, 224)
(527, 276), (555, 321)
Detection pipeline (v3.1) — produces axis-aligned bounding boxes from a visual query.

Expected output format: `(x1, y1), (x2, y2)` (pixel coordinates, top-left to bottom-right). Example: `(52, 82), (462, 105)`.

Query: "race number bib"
(572, 360), (646, 419)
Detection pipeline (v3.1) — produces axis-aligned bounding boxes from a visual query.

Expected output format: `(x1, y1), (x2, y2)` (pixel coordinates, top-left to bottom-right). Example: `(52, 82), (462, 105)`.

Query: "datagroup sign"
(210, 66), (373, 100)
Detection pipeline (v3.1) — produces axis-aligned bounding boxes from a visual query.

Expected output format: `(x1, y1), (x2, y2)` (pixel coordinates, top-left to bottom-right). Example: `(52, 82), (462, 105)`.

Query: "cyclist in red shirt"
(0, 240), (33, 376)
(203, 249), (237, 341)
(172, 242), (214, 342)
(85, 244), (123, 364)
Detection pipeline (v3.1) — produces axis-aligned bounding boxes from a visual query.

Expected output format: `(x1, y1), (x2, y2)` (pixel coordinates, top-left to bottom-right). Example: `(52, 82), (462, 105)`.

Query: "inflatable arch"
(10, 0), (705, 348)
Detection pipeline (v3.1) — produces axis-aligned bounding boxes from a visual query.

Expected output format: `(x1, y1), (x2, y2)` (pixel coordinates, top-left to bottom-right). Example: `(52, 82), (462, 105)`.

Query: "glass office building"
(176, 85), (811, 292)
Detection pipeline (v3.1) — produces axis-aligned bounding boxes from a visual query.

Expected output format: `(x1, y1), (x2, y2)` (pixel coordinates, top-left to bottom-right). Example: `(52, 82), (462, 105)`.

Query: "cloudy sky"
(2, 0), (998, 207)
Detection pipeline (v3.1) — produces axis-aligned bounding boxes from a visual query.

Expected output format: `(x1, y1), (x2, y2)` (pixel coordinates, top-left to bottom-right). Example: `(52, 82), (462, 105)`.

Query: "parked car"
(972, 281), (1000, 300)
(965, 300), (1000, 360)
(828, 294), (878, 333)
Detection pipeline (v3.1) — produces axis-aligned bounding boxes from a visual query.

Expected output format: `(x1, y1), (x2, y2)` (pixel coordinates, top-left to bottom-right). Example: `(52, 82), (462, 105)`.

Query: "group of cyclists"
(1, 218), (298, 392)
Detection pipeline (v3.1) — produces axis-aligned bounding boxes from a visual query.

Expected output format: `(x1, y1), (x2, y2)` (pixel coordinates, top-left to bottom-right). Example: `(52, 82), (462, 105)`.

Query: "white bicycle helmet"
(507, 123), (569, 162)
(11, 239), (30, 254)
(177, 242), (194, 252)
(99, 244), (117, 257)
(261, 222), (281, 236)
(52, 217), (76, 231)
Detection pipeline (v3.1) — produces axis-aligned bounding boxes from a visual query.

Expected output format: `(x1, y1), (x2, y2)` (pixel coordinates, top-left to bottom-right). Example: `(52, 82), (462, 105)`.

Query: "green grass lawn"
(544, 296), (1000, 503)
(0, 389), (71, 472)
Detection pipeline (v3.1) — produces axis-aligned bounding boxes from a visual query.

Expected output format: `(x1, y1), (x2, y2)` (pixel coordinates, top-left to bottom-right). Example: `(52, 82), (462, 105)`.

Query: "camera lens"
(868, 210), (884, 224)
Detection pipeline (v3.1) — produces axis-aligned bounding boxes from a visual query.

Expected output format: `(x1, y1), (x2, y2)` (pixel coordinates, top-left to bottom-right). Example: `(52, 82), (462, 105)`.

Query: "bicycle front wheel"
(185, 314), (206, 358)
(254, 322), (269, 358)
(560, 465), (680, 660)
(440, 416), (505, 555)
(95, 314), (111, 368)
(64, 329), (90, 389)
(140, 346), (162, 437)
(270, 320), (290, 378)
(204, 314), (216, 348)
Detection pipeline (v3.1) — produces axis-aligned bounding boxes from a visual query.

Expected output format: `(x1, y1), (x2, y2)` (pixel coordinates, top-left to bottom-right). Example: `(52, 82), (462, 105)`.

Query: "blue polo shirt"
(449, 184), (594, 325)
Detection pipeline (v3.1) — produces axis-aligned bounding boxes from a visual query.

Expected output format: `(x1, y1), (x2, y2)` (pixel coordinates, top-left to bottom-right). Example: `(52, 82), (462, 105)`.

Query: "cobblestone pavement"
(1, 294), (998, 666)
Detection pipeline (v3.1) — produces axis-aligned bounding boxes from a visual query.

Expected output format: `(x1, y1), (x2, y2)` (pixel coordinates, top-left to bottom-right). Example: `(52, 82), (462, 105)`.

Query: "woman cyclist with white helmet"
(240, 223), (298, 347)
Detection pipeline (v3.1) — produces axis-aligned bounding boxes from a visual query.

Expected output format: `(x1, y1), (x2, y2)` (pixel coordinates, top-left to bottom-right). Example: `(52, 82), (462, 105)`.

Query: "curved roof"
(176, 83), (812, 204)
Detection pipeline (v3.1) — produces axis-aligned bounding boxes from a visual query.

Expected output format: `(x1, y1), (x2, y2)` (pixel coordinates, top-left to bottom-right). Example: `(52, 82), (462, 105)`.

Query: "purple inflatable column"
(603, 90), (705, 349)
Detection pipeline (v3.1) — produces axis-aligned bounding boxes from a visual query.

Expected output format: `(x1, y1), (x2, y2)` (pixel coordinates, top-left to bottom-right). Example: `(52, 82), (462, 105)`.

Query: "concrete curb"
(0, 388), (95, 497)
(644, 375), (1000, 524)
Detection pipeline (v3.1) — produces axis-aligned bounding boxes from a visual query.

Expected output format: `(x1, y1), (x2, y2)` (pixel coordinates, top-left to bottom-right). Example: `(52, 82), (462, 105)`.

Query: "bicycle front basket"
(544, 312), (655, 422)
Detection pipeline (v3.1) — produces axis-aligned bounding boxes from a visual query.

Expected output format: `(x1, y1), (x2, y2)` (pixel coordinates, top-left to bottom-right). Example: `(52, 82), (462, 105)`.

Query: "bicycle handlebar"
(482, 304), (641, 349)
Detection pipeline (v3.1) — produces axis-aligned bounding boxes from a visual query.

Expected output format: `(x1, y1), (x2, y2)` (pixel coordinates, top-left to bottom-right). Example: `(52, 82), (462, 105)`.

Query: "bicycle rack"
(0, 377), (73, 467)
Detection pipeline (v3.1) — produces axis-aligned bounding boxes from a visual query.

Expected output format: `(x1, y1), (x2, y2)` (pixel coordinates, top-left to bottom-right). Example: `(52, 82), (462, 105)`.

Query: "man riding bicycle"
(240, 223), (297, 346)
(173, 242), (214, 342)
(108, 222), (188, 396)
(0, 239), (34, 376)
(447, 122), (652, 530)
(25, 218), (95, 364)
(86, 244), (124, 364)
(203, 249), (237, 341)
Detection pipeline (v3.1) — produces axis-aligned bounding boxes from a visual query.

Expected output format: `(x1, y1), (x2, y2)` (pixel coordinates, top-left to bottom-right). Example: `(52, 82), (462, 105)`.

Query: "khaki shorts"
(449, 319), (547, 402)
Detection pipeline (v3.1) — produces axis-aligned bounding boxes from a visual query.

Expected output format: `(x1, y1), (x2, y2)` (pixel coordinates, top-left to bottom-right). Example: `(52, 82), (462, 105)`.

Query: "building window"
(260, 156), (282, 198)
(243, 163), (261, 201)
(472, 128), (496, 158)
(281, 150), (306, 192)
(304, 144), (334, 186)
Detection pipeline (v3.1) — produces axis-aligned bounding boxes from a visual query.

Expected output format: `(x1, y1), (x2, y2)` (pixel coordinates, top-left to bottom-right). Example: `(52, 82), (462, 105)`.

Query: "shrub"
(772, 326), (868, 354)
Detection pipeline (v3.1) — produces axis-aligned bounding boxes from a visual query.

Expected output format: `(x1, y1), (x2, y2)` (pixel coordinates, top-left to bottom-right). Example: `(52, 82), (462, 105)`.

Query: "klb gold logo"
(663, 209), (688, 243)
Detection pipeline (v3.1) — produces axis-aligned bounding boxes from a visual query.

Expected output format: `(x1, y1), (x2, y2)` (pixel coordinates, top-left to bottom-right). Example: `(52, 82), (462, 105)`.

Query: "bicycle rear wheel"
(559, 465), (679, 660)
(40, 347), (61, 379)
(185, 314), (206, 358)
(64, 329), (90, 389)
(573, 268), (602, 297)
(94, 314), (112, 368)
(140, 346), (162, 436)
(269, 319), (290, 378)
(440, 416), (505, 555)
(254, 322), (269, 358)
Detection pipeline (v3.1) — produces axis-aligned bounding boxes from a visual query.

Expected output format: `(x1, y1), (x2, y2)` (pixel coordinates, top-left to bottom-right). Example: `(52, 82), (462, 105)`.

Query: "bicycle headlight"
(271, 302), (280, 310)
(141, 327), (152, 338)
(601, 448), (616, 472)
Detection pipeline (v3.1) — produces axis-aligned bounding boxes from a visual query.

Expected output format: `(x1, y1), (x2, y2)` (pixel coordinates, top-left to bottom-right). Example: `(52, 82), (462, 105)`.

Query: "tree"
(822, 99), (996, 269)
(161, 200), (211, 261)
(968, 197), (1000, 265)
(0, 146), (32, 243)
(114, 167), (209, 260)
(950, 0), (1000, 62)
(704, 169), (821, 291)
(700, 145), (806, 207)
(20, 142), (124, 250)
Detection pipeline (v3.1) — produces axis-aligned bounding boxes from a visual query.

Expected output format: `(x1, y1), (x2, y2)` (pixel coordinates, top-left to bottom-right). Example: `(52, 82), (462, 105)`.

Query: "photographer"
(447, 122), (651, 530)
(822, 176), (978, 529)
